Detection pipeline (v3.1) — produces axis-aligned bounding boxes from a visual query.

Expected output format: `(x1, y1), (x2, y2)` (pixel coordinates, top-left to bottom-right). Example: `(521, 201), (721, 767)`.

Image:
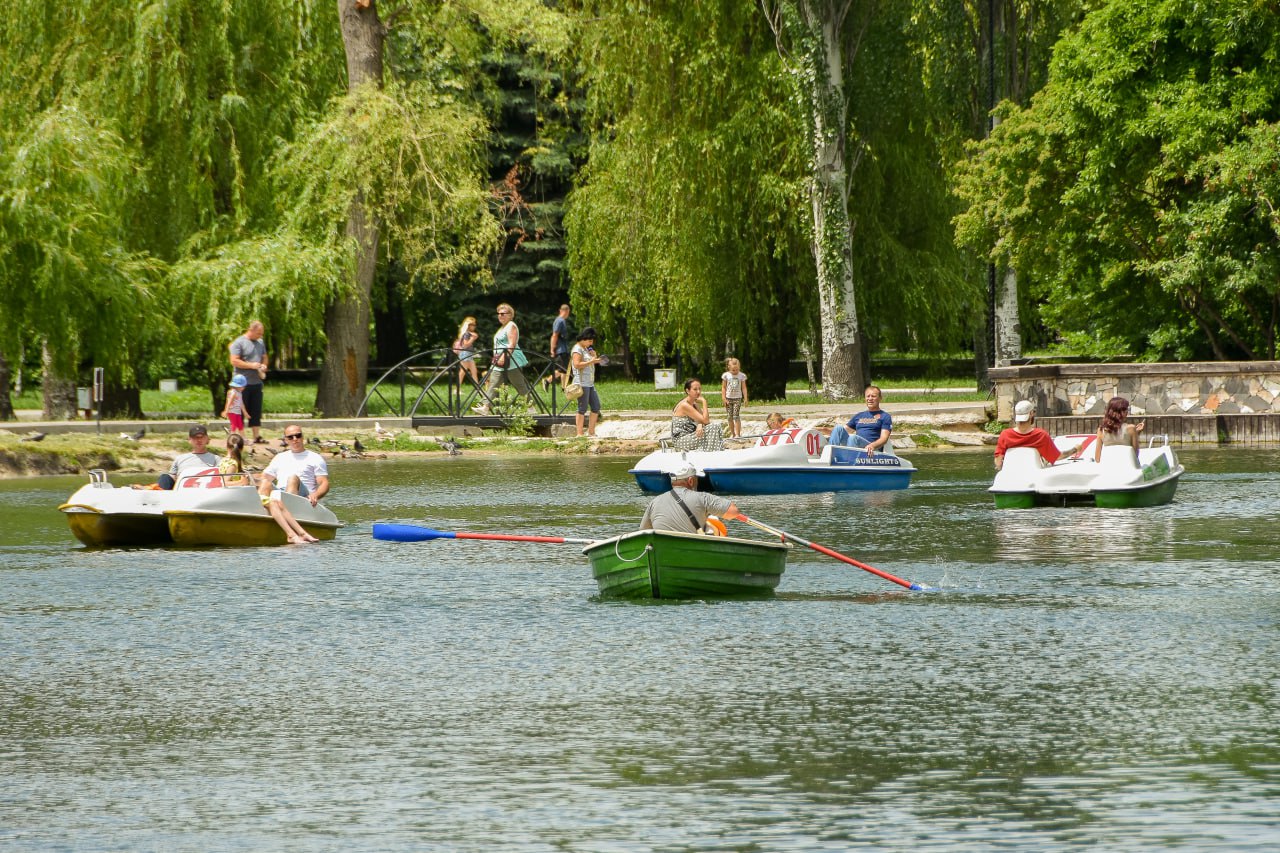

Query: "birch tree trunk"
(316, 0), (384, 417)
(764, 0), (866, 400)
(994, 265), (1021, 366)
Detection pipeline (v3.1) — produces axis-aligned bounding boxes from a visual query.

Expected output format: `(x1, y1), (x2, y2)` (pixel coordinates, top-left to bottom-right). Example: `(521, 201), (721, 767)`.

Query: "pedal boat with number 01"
(59, 468), (341, 547)
(583, 528), (790, 599)
(628, 426), (916, 495)
(989, 434), (1184, 509)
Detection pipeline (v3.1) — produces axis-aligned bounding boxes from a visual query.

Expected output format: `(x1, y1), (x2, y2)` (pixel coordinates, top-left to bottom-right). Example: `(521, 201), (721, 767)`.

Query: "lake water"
(2, 448), (1278, 851)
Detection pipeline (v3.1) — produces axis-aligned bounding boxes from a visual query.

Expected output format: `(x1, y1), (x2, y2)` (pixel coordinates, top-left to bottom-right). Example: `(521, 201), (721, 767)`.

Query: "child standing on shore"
(720, 357), (748, 438)
(221, 374), (247, 437)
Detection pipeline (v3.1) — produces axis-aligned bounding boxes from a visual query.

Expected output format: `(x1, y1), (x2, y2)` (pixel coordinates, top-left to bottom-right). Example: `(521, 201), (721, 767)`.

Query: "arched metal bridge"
(358, 349), (577, 429)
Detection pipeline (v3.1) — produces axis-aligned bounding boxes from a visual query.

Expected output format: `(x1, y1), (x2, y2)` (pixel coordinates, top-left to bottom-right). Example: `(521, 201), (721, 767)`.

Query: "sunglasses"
(285, 433), (304, 439)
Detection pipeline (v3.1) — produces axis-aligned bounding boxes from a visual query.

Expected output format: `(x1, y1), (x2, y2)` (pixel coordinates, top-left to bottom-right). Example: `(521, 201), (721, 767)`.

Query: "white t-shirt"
(721, 371), (747, 400)
(263, 449), (328, 493)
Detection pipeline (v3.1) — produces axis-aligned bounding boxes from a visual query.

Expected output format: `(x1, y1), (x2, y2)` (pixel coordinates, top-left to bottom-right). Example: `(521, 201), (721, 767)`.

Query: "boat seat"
(178, 467), (224, 488)
(1097, 444), (1139, 469)
(757, 427), (805, 447)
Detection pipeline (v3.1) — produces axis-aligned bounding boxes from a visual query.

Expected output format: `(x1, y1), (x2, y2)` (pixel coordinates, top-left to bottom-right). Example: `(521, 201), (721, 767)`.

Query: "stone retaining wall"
(989, 361), (1280, 444)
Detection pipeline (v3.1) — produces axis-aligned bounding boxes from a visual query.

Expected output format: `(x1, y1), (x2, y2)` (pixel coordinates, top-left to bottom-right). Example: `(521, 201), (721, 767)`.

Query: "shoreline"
(0, 412), (997, 480)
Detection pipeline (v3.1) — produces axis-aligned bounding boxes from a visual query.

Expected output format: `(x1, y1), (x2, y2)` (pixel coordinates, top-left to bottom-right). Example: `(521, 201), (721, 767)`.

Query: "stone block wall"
(988, 362), (1280, 420)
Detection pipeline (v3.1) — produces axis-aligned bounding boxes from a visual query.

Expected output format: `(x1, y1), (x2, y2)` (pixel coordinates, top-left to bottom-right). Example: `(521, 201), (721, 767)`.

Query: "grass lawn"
(8, 375), (989, 420)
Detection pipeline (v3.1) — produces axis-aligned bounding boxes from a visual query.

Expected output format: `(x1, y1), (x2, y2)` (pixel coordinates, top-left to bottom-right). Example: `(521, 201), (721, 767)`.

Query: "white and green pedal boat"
(990, 434), (1183, 509)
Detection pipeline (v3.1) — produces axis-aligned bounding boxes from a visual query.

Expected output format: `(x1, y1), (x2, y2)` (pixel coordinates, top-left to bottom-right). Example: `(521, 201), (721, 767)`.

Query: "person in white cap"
(639, 463), (742, 534)
(993, 400), (1080, 470)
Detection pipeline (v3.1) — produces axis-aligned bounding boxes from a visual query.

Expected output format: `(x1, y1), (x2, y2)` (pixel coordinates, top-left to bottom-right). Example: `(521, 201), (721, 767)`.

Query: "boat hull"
(59, 473), (174, 546)
(165, 487), (340, 546)
(703, 464), (912, 494)
(583, 530), (787, 599)
(630, 429), (915, 495)
(990, 436), (1183, 509)
(58, 470), (340, 547)
(61, 507), (172, 547)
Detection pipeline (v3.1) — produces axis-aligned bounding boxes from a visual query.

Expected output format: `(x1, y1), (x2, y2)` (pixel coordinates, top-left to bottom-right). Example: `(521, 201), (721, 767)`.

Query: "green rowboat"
(583, 529), (789, 599)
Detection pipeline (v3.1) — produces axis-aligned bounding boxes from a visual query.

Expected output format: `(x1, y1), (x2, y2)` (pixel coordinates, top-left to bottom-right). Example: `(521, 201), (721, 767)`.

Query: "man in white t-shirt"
(259, 424), (330, 506)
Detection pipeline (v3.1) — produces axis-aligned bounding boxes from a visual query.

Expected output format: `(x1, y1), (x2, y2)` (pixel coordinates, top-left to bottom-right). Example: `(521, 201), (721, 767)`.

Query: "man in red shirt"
(994, 400), (1080, 470)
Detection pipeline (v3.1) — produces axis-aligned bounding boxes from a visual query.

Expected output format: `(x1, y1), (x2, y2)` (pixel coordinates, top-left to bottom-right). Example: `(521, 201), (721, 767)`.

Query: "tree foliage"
(955, 0), (1280, 360)
(566, 0), (815, 398)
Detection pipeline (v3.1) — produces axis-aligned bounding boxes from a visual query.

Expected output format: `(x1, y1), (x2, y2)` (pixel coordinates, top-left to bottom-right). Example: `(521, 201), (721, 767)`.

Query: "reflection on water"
(992, 507), (1178, 561)
(1, 448), (1278, 851)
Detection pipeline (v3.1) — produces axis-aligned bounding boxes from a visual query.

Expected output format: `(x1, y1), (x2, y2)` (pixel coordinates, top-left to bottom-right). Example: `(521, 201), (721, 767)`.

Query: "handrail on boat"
(174, 470), (256, 488)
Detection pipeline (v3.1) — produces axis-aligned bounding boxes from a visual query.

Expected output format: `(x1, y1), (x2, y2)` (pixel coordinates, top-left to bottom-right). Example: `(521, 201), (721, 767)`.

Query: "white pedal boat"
(989, 434), (1183, 508)
(629, 426), (915, 495)
(59, 468), (341, 546)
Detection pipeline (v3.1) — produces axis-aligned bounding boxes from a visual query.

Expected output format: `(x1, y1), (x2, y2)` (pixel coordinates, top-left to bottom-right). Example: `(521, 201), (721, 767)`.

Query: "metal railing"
(358, 348), (576, 419)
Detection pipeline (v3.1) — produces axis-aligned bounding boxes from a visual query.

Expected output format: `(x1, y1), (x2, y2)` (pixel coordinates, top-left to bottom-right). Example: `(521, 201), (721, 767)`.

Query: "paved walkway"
(3, 398), (993, 440)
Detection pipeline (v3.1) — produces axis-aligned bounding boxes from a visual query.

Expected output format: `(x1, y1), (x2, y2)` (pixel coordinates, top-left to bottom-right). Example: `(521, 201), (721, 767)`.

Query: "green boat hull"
(994, 472), (1180, 509)
(584, 530), (788, 599)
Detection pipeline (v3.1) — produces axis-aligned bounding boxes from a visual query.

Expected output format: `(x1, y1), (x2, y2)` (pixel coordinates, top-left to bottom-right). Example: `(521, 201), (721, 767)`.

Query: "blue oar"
(734, 514), (933, 592)
(373, 522), (598, 546)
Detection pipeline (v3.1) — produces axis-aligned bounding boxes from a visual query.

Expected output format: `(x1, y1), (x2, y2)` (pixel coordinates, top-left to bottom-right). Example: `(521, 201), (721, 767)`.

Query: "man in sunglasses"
(258, 425), (330, 506)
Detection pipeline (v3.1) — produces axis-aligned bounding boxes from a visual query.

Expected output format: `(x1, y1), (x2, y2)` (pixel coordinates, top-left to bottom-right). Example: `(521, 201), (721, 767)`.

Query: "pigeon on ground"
(20, 432), (47, 442)
(118, 427), (146, 441)
(441, 438), (461, 456)
(353, 436), (365, 453)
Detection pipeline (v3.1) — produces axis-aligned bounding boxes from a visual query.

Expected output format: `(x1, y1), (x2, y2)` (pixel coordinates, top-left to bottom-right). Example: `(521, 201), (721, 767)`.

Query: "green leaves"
(274, 82), (501, 289)
(955, 0), (1280, 360)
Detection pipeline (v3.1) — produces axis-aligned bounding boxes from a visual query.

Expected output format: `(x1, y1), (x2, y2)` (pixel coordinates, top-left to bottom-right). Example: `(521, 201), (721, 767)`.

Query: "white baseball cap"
(1013, 400), (1034, 423)
(669, 463), (698, 481)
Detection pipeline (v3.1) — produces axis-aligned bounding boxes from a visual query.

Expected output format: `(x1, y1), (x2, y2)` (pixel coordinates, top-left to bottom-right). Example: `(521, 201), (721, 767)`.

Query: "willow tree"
(0, 0), (345, 415)
(0, 106), (159, 418)
(566, 0), (814, 400)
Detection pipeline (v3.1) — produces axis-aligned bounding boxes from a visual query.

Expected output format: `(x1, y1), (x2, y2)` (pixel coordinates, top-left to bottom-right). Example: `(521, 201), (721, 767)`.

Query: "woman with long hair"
(671, 378), (724, 452)
(453, 316), (481, 387)
(1094, 396), (1144, 462)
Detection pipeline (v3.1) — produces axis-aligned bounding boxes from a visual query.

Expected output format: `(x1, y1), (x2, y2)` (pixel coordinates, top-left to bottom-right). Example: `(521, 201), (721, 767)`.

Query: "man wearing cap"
(136, 425), (220, 489)
(994, 400), (1079, 470)
(640, 463), (742, 534)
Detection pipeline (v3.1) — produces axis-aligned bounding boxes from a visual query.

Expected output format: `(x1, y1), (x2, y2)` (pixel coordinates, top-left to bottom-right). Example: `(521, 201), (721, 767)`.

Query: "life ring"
(178, 467), (224, 488)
